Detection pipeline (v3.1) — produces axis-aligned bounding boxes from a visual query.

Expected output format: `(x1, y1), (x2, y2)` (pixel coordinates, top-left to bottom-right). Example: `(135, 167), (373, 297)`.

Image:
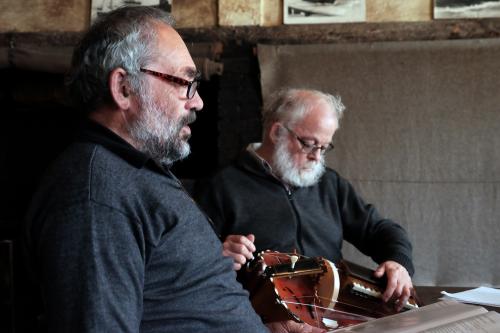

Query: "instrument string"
(281, 294), (377, 321)
(280, 300), (373, 322)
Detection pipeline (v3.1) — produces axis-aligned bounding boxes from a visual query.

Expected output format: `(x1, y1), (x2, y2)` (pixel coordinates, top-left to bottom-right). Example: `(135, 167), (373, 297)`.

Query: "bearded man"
(195, 88), (415, 310)
(24, 6), (277, 333)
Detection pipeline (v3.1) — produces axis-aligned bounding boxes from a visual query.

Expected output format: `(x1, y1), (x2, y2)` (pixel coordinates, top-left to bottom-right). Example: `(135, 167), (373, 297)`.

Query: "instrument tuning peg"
(290, 255), (299, 270)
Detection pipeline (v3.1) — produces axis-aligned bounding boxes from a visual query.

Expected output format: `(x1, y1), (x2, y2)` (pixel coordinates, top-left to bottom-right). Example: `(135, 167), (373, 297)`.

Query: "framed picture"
(91, 0), (171, 22)
(284, 0), (365, 24)
(434, 0), (500, 19)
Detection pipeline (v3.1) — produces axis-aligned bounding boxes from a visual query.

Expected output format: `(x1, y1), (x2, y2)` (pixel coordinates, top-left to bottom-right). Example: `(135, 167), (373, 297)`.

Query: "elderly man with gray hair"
(196, 88), (415, 312)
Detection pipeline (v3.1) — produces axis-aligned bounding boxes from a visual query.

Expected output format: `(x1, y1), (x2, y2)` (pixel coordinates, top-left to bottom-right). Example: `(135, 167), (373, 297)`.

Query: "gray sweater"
(25, 122), (267, 333)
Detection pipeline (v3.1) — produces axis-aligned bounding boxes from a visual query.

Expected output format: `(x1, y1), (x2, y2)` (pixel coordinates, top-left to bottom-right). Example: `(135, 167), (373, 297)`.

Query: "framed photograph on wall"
(284, 0), (365, 24)
(91, 0), (171, 22)
(434, 0), (500, 19)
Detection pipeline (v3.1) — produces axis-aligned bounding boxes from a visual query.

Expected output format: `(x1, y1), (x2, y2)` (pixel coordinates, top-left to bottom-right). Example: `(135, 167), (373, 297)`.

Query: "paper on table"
(440, 287), (500, 307)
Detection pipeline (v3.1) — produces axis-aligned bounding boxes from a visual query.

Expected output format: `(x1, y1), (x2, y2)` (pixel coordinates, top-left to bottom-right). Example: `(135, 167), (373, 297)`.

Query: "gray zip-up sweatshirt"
(195, 148), (414, 276)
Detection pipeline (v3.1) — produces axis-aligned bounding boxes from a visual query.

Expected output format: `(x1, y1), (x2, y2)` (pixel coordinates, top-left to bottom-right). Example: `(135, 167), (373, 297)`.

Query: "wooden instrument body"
(243, 251), (421, 330)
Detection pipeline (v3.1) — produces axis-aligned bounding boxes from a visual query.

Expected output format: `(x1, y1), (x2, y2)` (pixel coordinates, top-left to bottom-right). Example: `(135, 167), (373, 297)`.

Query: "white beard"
(272, 135), (325, 187)
(129, 88), (193, 165)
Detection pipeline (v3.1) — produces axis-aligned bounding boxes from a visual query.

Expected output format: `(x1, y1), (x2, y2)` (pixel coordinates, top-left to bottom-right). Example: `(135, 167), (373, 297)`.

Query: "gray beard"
(272, 135), (325, 187)
(128, 92), (194, 165)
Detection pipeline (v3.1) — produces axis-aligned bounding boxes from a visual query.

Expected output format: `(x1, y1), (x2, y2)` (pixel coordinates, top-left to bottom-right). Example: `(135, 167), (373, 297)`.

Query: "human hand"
(373, 260), (413, 311)
(266, 320), (326, 333)
(222, 234), (256, 270)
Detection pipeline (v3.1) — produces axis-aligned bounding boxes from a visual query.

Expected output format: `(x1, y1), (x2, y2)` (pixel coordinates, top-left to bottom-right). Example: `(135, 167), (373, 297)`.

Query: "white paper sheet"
(440, 287), (500, 308)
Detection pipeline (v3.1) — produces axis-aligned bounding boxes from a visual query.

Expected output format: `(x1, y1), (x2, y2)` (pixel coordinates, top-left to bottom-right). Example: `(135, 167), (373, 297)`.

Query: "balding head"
(261, 88), (345, 138)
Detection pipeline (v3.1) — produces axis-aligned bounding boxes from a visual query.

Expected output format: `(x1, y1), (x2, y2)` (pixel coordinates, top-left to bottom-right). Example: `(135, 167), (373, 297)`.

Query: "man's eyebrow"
(182, 67), (201, 79)
(302, 134), (332, 146)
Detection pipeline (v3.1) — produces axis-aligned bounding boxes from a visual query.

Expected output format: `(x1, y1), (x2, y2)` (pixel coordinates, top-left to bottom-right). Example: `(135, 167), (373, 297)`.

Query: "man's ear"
(269, 122), (282, 144)
(109, 68), (132, 110)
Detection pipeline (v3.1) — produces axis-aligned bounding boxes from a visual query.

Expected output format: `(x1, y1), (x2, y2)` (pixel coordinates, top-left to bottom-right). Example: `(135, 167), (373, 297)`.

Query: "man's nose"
(187, 91), (204, 111)
(307, 148), (322, 161)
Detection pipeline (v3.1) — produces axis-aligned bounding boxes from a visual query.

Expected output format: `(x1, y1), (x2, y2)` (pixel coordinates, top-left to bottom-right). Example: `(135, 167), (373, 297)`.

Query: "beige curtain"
(258, 39), (500, 287)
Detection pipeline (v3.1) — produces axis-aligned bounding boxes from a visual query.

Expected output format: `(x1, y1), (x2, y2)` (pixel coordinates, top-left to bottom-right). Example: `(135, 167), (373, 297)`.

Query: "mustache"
(181, 110), (197, 127)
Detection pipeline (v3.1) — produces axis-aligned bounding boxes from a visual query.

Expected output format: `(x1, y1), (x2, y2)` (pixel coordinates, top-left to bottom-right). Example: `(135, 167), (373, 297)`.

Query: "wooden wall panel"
(367, 0), (432, 22)
(172, 0), (217, 28)
(0, 0), (90, 32)
(261, 0), (282, 26)
(219, 0), (261, 26)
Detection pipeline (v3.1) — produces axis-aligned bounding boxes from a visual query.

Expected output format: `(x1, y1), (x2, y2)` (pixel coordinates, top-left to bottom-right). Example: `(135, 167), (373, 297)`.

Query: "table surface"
(415, 286), (499, 312)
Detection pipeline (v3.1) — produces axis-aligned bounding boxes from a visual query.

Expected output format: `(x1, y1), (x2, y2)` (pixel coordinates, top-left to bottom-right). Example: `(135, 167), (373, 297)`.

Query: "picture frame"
(434, 0), (500, 19)
(284, 0), (365, 24)
(91, 0), (171, 22)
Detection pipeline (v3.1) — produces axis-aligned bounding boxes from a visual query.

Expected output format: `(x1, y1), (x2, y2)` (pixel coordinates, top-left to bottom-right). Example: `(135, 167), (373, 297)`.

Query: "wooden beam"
(1, 19), (500, 48)
(178, 19), (500, 44)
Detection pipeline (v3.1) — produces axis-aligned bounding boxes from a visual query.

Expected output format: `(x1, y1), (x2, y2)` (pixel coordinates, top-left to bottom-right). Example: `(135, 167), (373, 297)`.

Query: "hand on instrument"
(266, 320), (326, 333)
(222, 234), (256, 270)
(373, 260), (413, 311)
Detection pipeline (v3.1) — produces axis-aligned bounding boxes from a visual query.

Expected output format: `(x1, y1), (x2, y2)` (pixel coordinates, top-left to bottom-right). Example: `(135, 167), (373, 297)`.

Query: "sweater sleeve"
(337, 176), (415, 276)
(34, 201), (145, 332)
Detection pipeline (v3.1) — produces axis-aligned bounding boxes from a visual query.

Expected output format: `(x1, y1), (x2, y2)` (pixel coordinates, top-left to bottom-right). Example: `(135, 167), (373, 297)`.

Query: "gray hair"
(261, 88), (346, 134)
(66, 6), (175, 113)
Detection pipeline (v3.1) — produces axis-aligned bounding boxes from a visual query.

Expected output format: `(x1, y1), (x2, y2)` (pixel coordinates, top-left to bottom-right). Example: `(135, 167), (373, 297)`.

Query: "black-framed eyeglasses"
(140, 68), (200, 99)
(282, 125), (334, 155)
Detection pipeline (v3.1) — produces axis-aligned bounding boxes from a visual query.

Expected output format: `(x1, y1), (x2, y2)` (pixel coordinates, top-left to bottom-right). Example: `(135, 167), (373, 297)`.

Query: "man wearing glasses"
(24, 6), (311, 333)
(196, 88), (415, 311)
